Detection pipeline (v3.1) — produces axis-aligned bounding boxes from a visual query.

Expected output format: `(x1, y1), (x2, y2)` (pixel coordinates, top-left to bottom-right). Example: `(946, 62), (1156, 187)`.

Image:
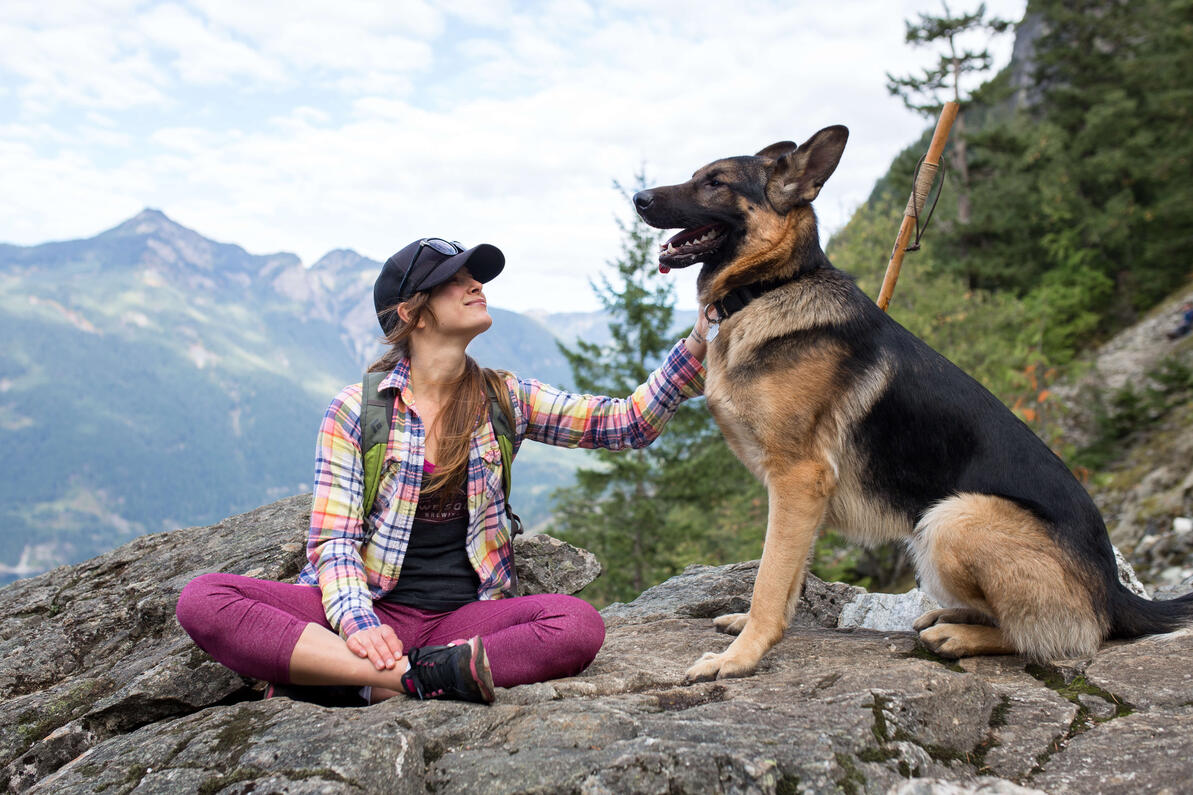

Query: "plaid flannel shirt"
(297, 339), (706, 637)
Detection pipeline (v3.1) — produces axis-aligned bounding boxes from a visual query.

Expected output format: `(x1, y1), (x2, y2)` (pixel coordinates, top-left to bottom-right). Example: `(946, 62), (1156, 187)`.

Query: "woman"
(176, 237), (708, 705)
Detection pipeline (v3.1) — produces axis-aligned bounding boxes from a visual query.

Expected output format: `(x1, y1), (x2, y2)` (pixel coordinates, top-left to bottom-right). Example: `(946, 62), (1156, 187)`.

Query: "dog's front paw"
(683, 650), (759, 683)
(712, 612), (749, 635)
(684, 651), (724, 683)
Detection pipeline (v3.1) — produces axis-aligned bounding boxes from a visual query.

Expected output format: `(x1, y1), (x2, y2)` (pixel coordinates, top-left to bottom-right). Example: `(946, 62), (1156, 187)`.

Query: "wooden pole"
(876, 101), (959, 312)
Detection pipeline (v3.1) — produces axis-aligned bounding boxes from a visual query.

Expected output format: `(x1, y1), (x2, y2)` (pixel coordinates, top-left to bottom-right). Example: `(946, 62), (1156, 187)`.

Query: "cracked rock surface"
(2, 496), (1192, 793)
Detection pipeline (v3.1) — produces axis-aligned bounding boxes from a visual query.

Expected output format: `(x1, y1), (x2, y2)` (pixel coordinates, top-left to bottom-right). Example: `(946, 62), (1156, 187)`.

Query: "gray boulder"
(890, 780), (1046, 795)
(512, 532), (602, 596)
(838, 588), (940, 632)
(0, 496), (310, 791)
(1153, 572), (1193, 600)
(3, 496), (1193, 793)
(602, 559), (862, 628)
(0, 495), (598, 791)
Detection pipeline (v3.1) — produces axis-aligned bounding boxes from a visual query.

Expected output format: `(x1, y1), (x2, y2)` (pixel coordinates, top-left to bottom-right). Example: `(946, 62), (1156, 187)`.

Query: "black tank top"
(383, 461), (480, 612)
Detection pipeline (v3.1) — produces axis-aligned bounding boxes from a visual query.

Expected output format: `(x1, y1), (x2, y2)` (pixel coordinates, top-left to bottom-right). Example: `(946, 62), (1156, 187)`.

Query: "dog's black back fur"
(792, 261), (1193, 637)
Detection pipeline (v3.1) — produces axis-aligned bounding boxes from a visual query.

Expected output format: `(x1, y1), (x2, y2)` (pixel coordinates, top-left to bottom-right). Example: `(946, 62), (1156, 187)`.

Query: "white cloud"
(191, 0), (445, 42)
(3, 0), (144, 26)
(187, 0), (442, 77)
(439, 0), (518, 30)
(149, 126), (217, 153)
(0, 0), (1027, 312)
(0, 20), (166, 111)
(137, 3), (289, 86)
(291, 106), (330, 124)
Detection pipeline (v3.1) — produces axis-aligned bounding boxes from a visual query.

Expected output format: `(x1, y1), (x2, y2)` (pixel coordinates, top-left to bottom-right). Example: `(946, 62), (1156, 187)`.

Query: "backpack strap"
(359, 369), (522, 537)
(483, 375), (523, 536)
(360, 371), (394, 518)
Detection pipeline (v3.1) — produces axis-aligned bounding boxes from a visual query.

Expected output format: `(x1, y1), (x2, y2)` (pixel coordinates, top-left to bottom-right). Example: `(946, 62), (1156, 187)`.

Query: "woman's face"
(420, 267), (493, 340)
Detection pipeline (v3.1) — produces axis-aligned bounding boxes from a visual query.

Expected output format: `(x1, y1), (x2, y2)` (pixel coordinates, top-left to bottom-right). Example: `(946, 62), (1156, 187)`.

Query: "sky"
(1, 0), (1026, 313)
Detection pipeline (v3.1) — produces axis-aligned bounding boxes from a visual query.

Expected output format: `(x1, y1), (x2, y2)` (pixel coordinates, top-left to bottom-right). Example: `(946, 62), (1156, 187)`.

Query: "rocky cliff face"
(1, 496), (1191, 794)
(1045, 285), (1193, 596)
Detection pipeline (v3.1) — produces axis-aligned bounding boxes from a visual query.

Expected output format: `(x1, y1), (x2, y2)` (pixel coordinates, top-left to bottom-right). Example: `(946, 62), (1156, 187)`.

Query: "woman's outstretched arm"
(515, 307), (710, 451)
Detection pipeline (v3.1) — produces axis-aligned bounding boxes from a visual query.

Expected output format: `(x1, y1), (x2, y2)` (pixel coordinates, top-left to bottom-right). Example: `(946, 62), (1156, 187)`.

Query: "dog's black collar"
(709, 277), (794, 323)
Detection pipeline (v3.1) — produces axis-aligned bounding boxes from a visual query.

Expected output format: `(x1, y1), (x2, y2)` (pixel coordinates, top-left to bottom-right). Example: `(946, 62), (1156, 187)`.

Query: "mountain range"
(0, 209), (618, 582)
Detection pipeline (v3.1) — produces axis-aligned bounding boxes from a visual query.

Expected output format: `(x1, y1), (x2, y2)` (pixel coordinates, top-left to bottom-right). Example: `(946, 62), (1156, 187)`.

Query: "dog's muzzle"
(633, 190), (728, 272)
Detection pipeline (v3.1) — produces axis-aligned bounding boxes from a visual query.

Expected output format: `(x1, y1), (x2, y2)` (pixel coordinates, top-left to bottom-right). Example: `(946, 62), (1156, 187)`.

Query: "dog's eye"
(705, 177), (722, 189)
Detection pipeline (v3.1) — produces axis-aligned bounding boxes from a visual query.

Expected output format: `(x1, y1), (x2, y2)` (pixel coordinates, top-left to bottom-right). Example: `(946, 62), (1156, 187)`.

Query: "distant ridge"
(0, 209), (594, 582)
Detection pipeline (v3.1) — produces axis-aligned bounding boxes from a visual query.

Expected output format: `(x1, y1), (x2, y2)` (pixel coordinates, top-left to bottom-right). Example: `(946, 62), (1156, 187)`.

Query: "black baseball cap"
(374, 238), (505, 334)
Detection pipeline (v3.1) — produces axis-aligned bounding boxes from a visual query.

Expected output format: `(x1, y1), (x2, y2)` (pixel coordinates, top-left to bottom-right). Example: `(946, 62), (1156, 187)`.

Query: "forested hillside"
(833, 0), (1193, 413)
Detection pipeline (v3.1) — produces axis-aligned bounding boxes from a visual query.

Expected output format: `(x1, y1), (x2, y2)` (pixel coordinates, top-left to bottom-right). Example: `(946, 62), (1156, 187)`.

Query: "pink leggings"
(175, 573), (605, 689)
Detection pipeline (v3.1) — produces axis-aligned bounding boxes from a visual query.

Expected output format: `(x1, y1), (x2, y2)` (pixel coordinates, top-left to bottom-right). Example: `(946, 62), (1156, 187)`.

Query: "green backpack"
(359, 371), (522, 535)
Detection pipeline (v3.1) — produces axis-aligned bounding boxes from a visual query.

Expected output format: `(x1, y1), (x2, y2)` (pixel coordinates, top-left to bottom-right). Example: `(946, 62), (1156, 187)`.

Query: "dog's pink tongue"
(659, 264), (671, 274)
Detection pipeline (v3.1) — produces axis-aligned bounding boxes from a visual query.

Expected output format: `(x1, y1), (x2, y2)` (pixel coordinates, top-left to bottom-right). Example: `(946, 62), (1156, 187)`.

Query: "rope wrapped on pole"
(904, 160), (940, 219)
(876, 101), (959, 312)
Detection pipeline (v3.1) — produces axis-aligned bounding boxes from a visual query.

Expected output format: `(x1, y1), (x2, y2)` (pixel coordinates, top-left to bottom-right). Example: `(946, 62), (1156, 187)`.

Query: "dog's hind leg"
(911, 493), (1107, 661)
(686, 459), (832, 681)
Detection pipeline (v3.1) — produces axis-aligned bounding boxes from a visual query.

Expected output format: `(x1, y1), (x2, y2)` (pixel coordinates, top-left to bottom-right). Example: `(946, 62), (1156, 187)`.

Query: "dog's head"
(634, 125), (848, 302)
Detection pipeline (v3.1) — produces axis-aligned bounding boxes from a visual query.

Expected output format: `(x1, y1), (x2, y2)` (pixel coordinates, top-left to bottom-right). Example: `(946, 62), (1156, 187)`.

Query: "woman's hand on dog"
(684, 306), (712, 361)
(347, 625), (405, 670)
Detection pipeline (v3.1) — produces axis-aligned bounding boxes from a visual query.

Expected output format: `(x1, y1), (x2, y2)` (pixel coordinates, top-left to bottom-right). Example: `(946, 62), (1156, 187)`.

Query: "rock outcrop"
(1042, 285), (1193, 592)
(2, 496), (1192, 793)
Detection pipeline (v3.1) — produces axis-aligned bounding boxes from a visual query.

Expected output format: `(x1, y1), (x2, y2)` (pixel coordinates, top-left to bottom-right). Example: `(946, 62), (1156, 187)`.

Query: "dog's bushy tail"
(1107, 583), (1193, 639)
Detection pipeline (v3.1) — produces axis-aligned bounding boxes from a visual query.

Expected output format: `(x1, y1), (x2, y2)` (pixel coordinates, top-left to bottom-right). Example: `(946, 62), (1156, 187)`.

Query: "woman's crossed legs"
(175, 573), (605, 693)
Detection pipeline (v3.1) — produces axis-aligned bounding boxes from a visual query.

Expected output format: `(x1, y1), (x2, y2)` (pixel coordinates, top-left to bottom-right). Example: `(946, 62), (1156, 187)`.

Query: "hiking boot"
(400, 636), (495, 704)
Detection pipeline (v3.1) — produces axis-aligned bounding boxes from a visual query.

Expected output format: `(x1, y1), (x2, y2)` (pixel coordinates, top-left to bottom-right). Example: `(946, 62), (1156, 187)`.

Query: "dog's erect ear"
(766, 125), (849, 212)
(754, 141), (798, 160)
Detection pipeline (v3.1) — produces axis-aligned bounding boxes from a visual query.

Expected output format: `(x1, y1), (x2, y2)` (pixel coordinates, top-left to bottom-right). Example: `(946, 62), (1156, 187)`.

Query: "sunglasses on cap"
(395, 238), (464, 299)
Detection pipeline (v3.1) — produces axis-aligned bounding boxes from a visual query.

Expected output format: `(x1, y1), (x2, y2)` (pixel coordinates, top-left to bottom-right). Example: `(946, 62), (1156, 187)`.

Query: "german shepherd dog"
(634, 125), (1193, 682)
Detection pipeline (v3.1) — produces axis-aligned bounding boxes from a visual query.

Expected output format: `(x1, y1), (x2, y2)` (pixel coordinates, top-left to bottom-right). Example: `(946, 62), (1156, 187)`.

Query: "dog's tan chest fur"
(705, 315), (841, 480)
(704, 355), (768, 482)
(706, 312), (910, 548)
